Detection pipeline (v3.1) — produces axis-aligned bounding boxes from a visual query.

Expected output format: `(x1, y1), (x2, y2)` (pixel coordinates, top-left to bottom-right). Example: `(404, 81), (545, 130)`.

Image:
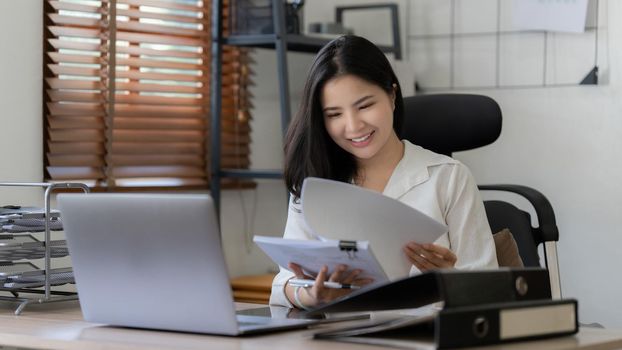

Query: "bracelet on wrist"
(292, 285), (312, 311)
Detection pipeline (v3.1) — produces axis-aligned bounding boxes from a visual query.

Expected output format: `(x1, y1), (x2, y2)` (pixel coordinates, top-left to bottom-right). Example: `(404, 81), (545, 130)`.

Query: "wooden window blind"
(44, 0), (253, 190)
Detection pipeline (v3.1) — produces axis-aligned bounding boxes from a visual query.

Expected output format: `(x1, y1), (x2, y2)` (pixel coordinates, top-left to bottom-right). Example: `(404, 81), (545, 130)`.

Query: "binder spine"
(440, 268), (552, 308)
(435, 305), (501, 348)
(435, 299), (578, 349)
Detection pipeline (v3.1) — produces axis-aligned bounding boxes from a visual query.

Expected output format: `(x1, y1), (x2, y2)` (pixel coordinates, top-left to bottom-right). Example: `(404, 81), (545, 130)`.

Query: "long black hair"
(284, 35), (404, 199)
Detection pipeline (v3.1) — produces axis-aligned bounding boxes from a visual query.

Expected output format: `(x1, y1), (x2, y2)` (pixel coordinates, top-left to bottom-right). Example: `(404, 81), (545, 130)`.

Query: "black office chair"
(400, 94), (562, 299)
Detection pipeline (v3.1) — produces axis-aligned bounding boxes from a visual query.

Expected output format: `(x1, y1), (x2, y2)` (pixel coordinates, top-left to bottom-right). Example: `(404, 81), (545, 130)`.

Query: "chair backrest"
(400, 94), (554, 264)
(401, 94), (502, 157)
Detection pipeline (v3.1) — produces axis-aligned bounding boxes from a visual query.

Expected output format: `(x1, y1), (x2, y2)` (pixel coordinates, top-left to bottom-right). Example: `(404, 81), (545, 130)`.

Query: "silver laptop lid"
(58, 193), (240, 335)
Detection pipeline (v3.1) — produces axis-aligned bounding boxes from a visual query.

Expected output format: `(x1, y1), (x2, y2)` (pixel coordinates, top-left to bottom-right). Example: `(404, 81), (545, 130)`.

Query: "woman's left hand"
(403, 242), (457, 271)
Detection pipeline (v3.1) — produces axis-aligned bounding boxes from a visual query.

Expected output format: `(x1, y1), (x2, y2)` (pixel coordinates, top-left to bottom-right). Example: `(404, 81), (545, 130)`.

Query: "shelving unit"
(0, 182), (89, 315)
(210, 0), (402, 213)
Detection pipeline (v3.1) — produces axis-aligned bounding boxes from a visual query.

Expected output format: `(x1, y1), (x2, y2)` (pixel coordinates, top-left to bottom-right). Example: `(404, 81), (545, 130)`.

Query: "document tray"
(0, 235), (69, 261)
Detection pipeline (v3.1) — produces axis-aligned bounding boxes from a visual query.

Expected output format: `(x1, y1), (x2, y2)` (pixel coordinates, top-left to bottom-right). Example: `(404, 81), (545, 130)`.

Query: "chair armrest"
(478, 184), (559, 243)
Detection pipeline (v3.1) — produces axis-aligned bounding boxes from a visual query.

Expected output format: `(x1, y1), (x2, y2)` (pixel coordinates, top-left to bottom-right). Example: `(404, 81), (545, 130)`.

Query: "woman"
(270, 35), (498, 310)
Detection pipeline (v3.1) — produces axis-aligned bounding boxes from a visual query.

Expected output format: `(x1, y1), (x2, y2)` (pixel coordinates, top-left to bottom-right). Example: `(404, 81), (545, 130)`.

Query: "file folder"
(306, 268), (551, 315)
(253, 236), (388, 284)
(301, 177), (448, 280)
(314, 299), (578, 349)
(435, 299), (578, 348)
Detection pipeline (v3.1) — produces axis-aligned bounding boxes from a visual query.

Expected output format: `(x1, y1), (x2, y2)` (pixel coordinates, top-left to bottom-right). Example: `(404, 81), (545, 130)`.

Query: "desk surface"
(0, 301), (621, 350)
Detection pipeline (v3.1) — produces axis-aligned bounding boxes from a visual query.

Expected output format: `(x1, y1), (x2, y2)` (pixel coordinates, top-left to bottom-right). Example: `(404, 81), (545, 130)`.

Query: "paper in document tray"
(0, 267), (74, 289)
(0, 235), (69, 261)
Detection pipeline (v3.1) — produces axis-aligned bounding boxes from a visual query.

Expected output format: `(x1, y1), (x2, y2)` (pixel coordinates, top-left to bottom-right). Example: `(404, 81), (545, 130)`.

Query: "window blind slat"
(109, 142), (249, 156)
(103, 121), (246, 134)
(109, 163), (253, 179)
(47, 90), (102, 103)
(47, 154), (104, 167)
(47, 65), (100, 78)
(118, 0), (211, 13)
(47, 53), (100, 65)
(219, 134), (251, 144)
(46, 79), (102, 90)
(115, 95), (203, 106)
(115, 57), (203, 71)
(116, 21), (205, 38)
(112, 142), (203, 154)
(48, 0), (100, 14)
(114, 104), (202, 118)
(112, 130), (204, 142)
(48, 116), (104, 129)
(115, 82), (205, 94)
(48, 14), (100, 28)
(48, 142), (104, 154)
(47, 166), (104, 180)
(116, 45), (206, 59)
(112, 165), (205, 178)
(114, 117), (204, 130)
(116, 31), (206, 47)
(48, 26), (100, 39)
(116, 8), (209, 25)
(220, 144), (250, 156)
(48, 39), (101, 52)
(47, 102), (105, 116)
(115, 70), (208, 83)
(110, 154), (205, 166)
(49, 129), (105, 142)
(114, 178), (209, 188)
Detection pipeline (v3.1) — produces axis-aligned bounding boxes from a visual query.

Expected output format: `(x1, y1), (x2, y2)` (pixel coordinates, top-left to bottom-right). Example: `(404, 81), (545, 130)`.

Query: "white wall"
(0, 0), (44, 205)
(455, 3), (622, 328)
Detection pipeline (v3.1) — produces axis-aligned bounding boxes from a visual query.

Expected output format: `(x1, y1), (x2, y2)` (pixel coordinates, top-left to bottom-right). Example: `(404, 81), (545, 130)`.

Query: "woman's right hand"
(286, 263), (372, 309)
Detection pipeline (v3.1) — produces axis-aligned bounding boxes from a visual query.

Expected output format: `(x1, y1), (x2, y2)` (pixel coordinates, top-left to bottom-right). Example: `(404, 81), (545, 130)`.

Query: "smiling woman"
(321, 74), (403, 192)
(283, 35), (404, 200)
(270, 35), (498, 310)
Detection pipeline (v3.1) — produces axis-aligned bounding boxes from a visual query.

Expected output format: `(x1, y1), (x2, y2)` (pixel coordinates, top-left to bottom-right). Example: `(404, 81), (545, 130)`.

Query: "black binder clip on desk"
(311, 268), (579, 348)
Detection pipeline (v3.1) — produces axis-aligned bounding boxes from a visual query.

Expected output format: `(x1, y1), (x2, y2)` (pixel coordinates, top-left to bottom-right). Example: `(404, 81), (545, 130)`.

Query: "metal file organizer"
(0, 182), (89, 315)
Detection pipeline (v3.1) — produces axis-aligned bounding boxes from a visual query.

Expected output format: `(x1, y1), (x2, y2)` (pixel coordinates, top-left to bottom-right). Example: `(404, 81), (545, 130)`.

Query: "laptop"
(57, 193), (318, 335)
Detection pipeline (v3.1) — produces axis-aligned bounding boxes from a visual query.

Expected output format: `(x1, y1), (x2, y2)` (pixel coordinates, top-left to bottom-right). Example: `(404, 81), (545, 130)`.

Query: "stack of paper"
(255, 178), (448, 281)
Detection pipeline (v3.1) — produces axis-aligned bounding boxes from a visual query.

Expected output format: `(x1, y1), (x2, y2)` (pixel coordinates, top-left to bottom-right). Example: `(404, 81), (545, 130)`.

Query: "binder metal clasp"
(339, 240), (358, 259)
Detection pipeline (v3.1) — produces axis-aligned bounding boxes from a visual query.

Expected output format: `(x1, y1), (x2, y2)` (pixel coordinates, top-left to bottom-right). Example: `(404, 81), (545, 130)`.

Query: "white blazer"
(269, 140), (499, 307)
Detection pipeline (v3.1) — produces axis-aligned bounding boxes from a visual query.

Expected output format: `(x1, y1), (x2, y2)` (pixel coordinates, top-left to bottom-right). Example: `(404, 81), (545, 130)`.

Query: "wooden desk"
(0, 301), (621, 350)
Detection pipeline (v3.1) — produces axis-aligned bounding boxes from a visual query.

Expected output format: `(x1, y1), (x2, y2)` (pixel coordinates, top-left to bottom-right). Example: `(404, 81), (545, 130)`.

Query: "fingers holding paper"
(288, 262), (315, 281)
(287, 263), (373, 309)
(403, 242), (457, 271)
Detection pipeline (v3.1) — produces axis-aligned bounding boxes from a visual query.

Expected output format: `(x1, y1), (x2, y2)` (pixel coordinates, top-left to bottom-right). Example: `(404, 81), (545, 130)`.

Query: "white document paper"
(511, 0), (589, 33)
(301, 178), (448, 280)
(253, 236), (389, 284)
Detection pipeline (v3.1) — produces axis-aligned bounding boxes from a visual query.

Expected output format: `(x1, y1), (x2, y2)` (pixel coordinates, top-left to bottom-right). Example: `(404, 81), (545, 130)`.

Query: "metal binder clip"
(338, 240), (358, 259)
